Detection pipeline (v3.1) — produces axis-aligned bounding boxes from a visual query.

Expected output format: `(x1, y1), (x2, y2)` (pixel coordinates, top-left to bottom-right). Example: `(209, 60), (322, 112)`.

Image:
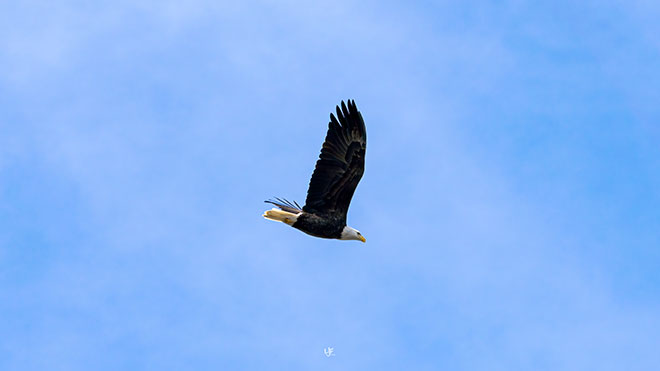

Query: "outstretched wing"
(303, 100), (367, 221)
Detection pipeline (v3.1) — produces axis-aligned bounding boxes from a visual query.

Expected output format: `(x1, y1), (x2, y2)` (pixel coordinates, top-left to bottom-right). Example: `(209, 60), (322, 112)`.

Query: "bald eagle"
(263, 100), (367, 243)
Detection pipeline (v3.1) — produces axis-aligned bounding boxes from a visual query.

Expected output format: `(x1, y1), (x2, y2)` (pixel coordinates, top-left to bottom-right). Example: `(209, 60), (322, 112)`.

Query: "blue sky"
(1, 1), (659, 370)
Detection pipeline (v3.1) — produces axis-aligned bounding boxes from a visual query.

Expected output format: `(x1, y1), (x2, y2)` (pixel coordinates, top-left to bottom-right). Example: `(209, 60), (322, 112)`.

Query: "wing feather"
(265, 198), (303, 213)
(303, 100), (367, 221)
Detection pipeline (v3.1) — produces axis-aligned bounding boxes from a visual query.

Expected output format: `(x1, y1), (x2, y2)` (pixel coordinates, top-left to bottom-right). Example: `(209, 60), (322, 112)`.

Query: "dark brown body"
(292, 212), (344, 239)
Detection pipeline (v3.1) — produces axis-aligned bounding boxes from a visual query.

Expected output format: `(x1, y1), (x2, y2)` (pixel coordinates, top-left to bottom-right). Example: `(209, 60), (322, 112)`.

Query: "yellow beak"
(358, 235), (366, 243)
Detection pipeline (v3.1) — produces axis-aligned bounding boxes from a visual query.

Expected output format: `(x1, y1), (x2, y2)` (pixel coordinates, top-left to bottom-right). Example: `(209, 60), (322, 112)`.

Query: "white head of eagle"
(262, 100), (367, 243)
(340, 226), (366, 242)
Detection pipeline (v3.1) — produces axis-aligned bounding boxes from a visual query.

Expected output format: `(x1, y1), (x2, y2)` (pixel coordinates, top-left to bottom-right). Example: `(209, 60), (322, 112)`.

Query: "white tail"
(262, 208), (300, 226)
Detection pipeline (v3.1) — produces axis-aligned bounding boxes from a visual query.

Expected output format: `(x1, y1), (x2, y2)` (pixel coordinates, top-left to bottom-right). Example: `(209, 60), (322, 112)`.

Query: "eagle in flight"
(263, 100), (367, 242)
